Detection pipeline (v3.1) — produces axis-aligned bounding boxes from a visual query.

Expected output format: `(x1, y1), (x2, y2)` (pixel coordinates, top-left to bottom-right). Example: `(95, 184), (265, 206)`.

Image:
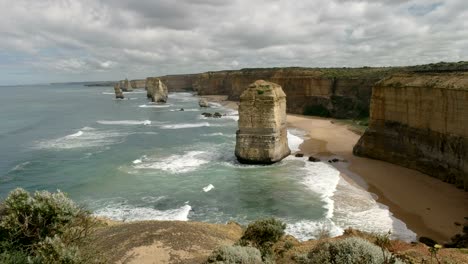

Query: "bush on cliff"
(238, 218), (286, 260)
(205, 245), (263, 264)
(297, 237), (403, 264)
(0, 188), (101, 264)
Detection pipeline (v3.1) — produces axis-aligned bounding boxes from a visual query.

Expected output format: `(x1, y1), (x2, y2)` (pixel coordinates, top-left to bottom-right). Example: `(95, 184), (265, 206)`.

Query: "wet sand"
(205, 95), (468, 243)
(287, 114), (467, 243)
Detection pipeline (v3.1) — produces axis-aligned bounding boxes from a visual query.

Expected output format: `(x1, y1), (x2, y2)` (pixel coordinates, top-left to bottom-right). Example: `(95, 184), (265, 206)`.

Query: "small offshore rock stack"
(114, 83), (124, 99)
(146, 77), (168, 103)
(235, 80), (290, 164)
(122, 78), (133, 92)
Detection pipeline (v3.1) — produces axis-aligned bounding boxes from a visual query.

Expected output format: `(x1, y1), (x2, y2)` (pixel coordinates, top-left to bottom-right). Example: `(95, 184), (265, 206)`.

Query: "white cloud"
(0, 0), (466, 84)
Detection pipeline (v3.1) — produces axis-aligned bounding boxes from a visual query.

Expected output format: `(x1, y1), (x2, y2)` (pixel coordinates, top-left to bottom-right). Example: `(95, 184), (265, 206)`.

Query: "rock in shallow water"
(235, 80), (290, 164)
(146, 78), (168, 103)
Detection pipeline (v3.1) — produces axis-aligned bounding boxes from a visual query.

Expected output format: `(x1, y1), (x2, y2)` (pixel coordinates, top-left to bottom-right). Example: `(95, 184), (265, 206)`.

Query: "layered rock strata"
(235, 80), (290, 164)
(353, 72), (468, 190)
(114, 83), (124, 99)
(192, 68), (388, 118)
(130, 79), (146, 89)
(146, 77), (168, 103)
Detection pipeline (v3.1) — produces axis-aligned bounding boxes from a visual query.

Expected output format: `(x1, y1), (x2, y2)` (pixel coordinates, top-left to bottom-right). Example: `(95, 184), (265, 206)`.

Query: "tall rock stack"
(146, 77), (169, 103)
(121, 79), (133, 92)
(114, 83), (124, 99)
(235, 80), (290, 164)
(353, 72), (468, 190)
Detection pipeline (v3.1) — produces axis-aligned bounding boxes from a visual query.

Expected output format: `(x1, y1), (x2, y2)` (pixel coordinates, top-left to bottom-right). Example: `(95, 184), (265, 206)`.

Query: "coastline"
(203, 95), (468, 243)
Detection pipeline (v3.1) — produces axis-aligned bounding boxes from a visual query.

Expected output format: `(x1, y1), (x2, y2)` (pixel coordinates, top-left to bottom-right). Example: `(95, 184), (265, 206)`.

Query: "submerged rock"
(308, 156), (320, 162)
(199, 98), (209, 107)
(146, 78), (168, 103)
(202, 112), (213, 118)
(114, 83), (124, 99)
(213, 112), (222, 118)
(235, 80), (290, 164)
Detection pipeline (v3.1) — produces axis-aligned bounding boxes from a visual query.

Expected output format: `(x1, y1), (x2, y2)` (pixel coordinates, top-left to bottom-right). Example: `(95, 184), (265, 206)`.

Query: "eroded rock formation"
(130, 79), (146, 89)
(199, 98), (209, 107)
(146, 77), (168, 102)
(353, 72), (468, 190)
(114, 83), (124, 99)
(192, 68), (388, 118)
(235, 80), (290, 164)
(119, 79), (133, 92)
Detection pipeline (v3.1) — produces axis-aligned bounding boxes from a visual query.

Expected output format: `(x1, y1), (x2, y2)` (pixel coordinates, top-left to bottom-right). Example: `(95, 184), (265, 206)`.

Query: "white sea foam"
(132, 155), (147, 164)
(332, 178), (417, 242)
(66, 130), (83, 137)
(94, 204), (192, 221)
(288, 131), (304, 152)
(97, 120), (151, 125)
(301, 161), (341, 219)
(35, 127), (126, 149)
(286, 219), (344, 241)
(202, 132), (224, 137)
(160, 122), (211, 129)
(139, 104), (171, 108)
(203, 184), (215, 192)
(123, 91), (146, 94)
(141, 196), (166, 203)
(101, 92), (115, 95)
(169, 93), (196, 101)
(9, 161), (31, 172)
(134, 151), (209, 173)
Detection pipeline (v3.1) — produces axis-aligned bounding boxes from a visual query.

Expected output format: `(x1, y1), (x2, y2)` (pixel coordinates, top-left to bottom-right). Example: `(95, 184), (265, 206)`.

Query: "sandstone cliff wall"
(193, 68), (384, 118)
(158, 74), (197, 92)
(353, 72), (468, 189)
(130, 79), (146, 89)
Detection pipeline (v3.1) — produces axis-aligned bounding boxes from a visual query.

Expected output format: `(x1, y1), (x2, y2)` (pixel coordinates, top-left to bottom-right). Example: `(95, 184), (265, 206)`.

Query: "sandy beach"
(204, 95), (468, 243)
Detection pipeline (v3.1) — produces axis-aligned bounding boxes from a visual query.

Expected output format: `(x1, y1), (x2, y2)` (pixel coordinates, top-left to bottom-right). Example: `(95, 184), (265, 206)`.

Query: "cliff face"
(235, 80), (290, 164)
(159, 74), (197, 92)
(193, 68), (383, 118)
(130, 79), (146, 89)
(353, 72), (468, 189)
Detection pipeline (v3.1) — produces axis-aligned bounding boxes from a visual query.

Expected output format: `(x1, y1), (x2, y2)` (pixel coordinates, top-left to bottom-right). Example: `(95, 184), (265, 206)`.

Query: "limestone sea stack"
(123, 78), (133, 92)
(146, 77), (168, 103)
(353, 72), (468, 190)
(235, 80), (290, 164)
(114, 83), (124, 99)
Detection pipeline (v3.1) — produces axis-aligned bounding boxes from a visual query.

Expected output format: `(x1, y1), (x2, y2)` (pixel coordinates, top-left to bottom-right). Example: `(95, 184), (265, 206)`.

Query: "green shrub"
(0, 188), (101, 264)
(303, 237), (403, 264)
(205, 245), (262, 264)
(239, 218), (286, 260)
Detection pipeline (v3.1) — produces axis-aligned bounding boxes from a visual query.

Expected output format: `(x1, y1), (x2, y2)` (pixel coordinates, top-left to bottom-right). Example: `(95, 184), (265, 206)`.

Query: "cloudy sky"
(0, 0), (466, 85)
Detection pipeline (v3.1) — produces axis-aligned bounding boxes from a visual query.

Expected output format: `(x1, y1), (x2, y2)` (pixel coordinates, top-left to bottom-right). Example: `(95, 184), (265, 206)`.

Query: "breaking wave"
(133, 151), (209, 173)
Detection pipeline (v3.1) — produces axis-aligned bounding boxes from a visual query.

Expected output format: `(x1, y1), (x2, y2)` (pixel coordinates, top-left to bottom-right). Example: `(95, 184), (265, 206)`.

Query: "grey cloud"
(0, 0), (466, 85)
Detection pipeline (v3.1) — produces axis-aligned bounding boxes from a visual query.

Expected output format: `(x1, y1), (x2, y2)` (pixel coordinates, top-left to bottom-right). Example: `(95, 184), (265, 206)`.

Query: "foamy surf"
(35, 127), (126, 149)
(66, 130), (83, 138)
(160, 122), (211, 129)
(97, 120), (151, 125)
(94, 204), (192, 221)
(203, 184), (215, 192)
(133, 151), (209, 173)
(288, 131), (304, 152)
(139, 104), (171, 108)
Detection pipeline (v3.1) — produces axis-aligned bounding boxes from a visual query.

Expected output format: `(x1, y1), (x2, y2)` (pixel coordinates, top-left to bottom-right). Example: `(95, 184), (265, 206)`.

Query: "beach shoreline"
(203, 95), (468, 243)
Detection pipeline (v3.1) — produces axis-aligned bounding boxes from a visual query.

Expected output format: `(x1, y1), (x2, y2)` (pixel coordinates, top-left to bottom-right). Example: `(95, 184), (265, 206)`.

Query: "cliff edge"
(353, 71), (468, 190)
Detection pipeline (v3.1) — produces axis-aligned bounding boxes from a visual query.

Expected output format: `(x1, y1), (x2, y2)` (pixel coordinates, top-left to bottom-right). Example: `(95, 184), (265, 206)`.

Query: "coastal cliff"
(193, 68), (389, 119)
(130, 79), (146, 89)
(159, 74), (197, 92)
(353, 71), (468, 190)
(235, 80), (290, 164)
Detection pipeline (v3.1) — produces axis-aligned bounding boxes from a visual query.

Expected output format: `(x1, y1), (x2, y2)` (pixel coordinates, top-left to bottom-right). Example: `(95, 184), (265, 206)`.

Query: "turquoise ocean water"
(0, 84), (416, 241)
